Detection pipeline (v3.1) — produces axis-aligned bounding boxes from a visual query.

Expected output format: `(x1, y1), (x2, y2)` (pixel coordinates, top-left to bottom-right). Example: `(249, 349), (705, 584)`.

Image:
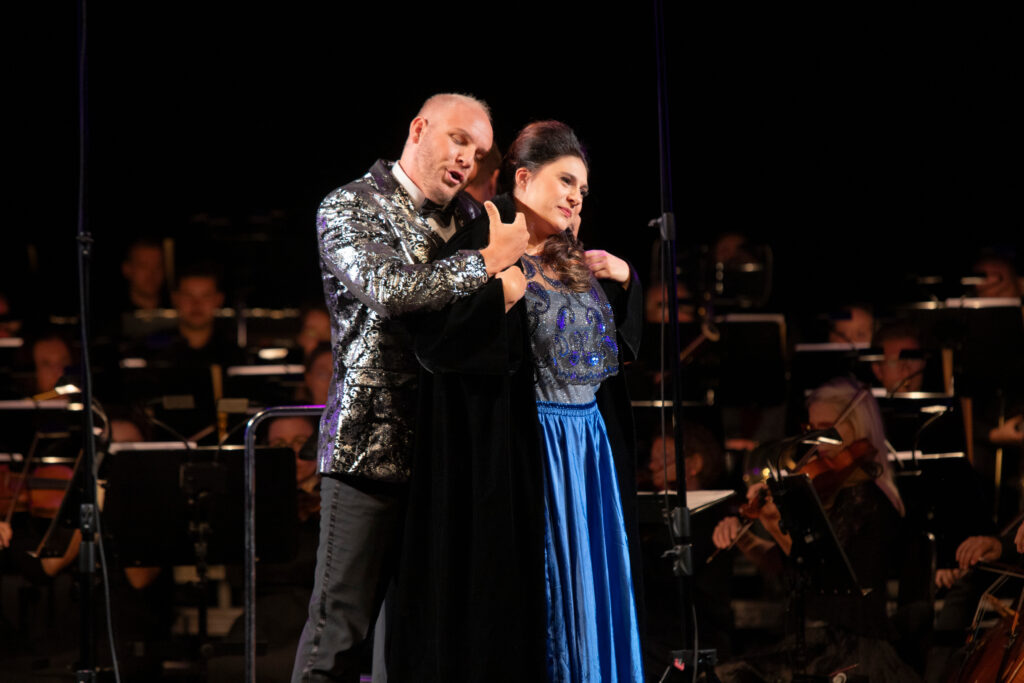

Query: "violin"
(792, 438), (879, 509)
(3, 433), (77, 526)
(708, 439), (879, 564)
(738, 438), (878, 520)
(1, 466), (75, 520)
(0, 461), (30, 515)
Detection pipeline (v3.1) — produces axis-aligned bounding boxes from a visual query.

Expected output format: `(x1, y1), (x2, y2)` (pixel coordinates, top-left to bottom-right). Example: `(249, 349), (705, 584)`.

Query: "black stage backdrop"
(5, 2), (1018, 327)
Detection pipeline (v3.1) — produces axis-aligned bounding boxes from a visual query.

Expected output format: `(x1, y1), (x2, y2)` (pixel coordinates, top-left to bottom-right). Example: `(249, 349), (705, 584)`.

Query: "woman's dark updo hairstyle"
(502, 120), (592, 292)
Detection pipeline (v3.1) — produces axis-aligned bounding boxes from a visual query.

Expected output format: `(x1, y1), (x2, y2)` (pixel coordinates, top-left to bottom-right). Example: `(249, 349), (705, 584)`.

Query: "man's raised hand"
(480, 201), (529, 275)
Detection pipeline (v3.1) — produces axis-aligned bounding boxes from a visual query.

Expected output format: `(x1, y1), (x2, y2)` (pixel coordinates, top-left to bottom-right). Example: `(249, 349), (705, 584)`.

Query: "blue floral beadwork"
(520, 254), (620, 388)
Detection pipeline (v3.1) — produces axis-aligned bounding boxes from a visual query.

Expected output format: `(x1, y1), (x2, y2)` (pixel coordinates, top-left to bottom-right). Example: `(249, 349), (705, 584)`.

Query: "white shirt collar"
(392, 161), (426, 210)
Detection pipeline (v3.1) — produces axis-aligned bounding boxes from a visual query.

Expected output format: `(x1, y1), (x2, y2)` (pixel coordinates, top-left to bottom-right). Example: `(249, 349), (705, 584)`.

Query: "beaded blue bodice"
(521, 254), (620, 404)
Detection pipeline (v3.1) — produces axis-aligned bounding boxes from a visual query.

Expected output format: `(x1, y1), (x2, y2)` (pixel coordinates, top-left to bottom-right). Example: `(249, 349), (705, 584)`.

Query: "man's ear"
(409, 116), (427, 144)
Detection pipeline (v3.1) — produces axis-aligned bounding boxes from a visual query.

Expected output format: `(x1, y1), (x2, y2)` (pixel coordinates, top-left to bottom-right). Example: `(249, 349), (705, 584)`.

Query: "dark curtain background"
(5, 2), (1017, 325)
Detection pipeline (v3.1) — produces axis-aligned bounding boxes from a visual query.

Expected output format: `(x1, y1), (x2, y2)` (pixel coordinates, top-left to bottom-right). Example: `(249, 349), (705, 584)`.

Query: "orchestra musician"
(711, 377), (920, 682)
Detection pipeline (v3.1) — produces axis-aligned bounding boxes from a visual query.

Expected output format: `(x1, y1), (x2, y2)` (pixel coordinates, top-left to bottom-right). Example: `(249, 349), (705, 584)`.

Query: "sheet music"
(638, 489), (735, 513)
(888, 450), (965, 462)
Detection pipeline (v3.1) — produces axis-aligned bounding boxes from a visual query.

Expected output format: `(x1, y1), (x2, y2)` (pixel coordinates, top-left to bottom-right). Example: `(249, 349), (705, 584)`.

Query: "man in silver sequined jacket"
(292, 94), (529, 682)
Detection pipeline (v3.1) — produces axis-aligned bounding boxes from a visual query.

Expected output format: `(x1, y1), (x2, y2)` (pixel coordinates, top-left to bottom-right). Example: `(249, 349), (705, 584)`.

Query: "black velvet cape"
(388, 194), (644, 682)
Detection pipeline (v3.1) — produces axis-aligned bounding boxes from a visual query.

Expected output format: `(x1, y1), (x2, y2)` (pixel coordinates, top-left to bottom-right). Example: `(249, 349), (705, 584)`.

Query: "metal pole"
(242, 404), (324, 683)
(73, 1), (100, 679)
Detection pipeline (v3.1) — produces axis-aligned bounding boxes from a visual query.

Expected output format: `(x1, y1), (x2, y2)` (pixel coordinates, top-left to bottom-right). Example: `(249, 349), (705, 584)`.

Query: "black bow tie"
(420, 199), (456, 226)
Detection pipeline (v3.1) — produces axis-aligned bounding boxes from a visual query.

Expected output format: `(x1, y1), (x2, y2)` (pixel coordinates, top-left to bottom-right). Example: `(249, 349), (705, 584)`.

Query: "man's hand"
(990, 415), (1024, 446)
(495, 266), (526, 312)
(585, 250), (630, 287)
(956, 535), (1002, 570)
(480, 201), (529, 276)
(935, 568), (966, 589)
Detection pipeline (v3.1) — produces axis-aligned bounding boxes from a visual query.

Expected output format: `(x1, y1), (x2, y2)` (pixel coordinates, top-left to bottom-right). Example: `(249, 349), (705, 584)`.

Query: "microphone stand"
(650, 1), (716, 680)
(73, 2), (109, 680)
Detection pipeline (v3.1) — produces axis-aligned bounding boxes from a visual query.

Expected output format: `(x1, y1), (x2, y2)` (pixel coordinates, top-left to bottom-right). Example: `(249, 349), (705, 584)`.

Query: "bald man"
(292, 93), (526, 683)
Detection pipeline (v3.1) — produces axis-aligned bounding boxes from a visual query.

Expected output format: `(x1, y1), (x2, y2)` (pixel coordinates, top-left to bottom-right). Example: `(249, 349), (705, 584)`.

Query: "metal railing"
(242, 404), (324, 683)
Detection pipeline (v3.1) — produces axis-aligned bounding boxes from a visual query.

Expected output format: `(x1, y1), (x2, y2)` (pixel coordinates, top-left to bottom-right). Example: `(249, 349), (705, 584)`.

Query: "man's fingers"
(484, 201), (501, 226)
(956, 539), (976, 566)
(957, 537), (999, 568)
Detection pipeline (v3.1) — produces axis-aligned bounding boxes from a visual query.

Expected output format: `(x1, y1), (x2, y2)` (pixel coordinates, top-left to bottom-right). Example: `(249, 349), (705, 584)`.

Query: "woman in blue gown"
(389, 121), (644, 682)
(509, 122), (643, 682)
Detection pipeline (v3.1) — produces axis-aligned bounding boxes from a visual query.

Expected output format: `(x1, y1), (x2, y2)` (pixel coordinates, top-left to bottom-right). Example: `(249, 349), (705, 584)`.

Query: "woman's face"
(514, 155), (588, 237)
(807, 401), (856, 459)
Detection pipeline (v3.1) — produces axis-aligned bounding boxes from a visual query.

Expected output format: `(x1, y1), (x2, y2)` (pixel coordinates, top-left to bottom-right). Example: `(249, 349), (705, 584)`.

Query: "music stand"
(224, 364), (306, 413)
(101, 444), (296, 676)
(101, 444), (297, 567)
(0, 337), (25, 378)
(0, 399), (87, 559)
(119, 308), (178, 342)
(637, 489), (735, 526)
(631, 320), (718, 406)
(638, 490), (735, 679)
(791, 343), (875, 399)
(769, 474), (865, 679)
(904, 297), (1024, 396)
(893, 452), (986, 568)
(877, 395), (963, 457)
(236, 307), (301, 351)
(106, 363), (219, 442)
(0, 398), (83, 453)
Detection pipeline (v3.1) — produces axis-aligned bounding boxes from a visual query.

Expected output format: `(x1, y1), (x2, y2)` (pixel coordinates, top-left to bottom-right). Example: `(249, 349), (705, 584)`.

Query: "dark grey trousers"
(291, 475), (406, 683)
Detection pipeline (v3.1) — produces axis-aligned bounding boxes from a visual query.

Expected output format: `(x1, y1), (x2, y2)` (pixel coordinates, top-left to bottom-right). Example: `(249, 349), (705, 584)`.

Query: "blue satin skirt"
(537, 400), (644, 683)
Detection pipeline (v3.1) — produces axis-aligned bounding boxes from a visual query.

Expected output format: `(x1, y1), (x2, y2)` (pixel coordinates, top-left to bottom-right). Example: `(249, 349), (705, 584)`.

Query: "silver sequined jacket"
(315, 160), (488, 481)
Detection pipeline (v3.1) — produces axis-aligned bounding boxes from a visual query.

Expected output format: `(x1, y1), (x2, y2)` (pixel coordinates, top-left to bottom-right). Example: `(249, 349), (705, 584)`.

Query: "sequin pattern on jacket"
(315, 160), (487, 481)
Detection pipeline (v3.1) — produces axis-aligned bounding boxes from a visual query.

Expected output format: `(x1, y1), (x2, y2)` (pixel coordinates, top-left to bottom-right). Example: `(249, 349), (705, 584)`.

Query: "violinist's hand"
(712, 516), (743, 550)
(956, 535), (1002, 570)
(495, 266), (526, 312)
(935, 568), (967, 590)
(584, 250), (631, 287)
(747, 482), (780, 525)
(1016, 520), (1024, 554)
(0, 521), (11, 549)
(990, 415), (1024, 446)
(747, 481), (791, 554)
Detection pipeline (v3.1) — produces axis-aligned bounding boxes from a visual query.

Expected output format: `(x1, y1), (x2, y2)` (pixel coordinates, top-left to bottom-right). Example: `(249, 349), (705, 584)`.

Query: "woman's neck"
(513, 197), (550, 255)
